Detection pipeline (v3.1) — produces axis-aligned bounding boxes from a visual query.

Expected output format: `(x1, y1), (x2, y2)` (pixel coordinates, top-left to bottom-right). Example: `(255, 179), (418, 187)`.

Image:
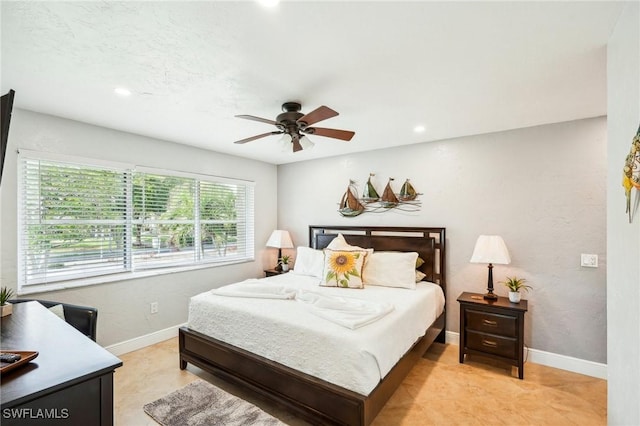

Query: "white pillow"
(326, 233), (352, 250)
(291, 246), (325, 279)
(327, 233), (373, 254)
(363, 251), (419, 289)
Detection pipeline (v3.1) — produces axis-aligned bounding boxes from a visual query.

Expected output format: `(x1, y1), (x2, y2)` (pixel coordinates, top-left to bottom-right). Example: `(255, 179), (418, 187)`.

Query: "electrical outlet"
(150, 302), (158, 314)
(581, 254), (598, 268)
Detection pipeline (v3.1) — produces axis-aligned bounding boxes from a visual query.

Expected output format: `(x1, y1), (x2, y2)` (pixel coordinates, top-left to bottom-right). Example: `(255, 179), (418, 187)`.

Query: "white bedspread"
(295, 290), (394, 329)
(212, 280), (395, 329)
(211, 279), (298, 299)
(188, 273), (445, 396)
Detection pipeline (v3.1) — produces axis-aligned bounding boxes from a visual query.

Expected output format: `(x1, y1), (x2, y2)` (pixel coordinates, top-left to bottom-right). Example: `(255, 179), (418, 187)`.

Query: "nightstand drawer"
(466, 330), (517, 359)
(466, 309), (517, 337)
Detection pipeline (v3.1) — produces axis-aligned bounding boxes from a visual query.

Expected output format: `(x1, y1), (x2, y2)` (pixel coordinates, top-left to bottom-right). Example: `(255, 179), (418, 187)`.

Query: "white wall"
(278, 117), (607, 363)
(0, 109), (279, 346)
(607, 2), (640, 423)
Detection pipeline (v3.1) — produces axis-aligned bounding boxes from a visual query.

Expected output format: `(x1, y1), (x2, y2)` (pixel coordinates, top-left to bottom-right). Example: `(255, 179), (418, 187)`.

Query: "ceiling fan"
(233, 102), (355, 152)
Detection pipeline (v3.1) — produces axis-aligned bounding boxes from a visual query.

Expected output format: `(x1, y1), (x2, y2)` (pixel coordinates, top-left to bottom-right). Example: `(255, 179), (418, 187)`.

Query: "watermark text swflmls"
(2, 408), (70, 419)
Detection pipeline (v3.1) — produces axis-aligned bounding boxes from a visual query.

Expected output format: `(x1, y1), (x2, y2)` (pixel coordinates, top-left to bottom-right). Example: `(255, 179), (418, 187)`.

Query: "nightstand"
(457, 291), (528, 379)
(264, 269), (288, 277)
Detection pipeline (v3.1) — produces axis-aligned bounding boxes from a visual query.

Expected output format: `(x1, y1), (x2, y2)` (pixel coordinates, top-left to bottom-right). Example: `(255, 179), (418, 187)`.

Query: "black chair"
(9, 299), (98, 342)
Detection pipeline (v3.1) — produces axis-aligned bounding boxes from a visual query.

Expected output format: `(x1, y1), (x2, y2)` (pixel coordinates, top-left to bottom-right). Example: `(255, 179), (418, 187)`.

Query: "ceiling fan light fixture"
(278, 133), (292, 152)
(299, 135), (314, 150)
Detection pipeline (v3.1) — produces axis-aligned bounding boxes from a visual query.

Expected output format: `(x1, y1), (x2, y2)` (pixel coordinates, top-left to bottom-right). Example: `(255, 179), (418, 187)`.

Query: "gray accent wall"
(278, 117), (607, 363)
(607, 2), (640, 424)
(0, 109), (279, 347)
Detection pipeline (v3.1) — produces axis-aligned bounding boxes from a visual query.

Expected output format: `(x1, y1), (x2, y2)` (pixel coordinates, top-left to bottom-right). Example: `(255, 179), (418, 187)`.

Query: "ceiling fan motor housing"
(277, 102), (306, 132)
(281, 102), (302, 113)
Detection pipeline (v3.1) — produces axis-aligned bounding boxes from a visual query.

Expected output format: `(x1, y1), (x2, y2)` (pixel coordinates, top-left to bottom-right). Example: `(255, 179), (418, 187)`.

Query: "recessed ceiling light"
(257, 0), (280, 7)
(414, 125), (426, 133)
(114, 87), (131, 97)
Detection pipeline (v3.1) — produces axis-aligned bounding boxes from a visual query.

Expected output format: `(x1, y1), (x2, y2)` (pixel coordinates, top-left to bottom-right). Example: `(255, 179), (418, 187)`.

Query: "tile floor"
(114, 338), (606, 425)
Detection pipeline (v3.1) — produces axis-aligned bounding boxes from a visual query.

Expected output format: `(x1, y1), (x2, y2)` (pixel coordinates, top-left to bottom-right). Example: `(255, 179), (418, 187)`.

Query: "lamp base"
(484, 263), (498, 300)
(274, 247), (283, 271)
(483, 292), (498, 301)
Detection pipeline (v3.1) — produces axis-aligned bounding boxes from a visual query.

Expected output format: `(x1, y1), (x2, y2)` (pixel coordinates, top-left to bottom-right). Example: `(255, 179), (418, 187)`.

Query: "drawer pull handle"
(482, 319), (498, 326)
(482, 339), (498, 348)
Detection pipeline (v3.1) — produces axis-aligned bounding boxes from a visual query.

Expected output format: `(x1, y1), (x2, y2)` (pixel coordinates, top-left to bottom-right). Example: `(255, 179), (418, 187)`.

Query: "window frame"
(17, 150), (255, 294)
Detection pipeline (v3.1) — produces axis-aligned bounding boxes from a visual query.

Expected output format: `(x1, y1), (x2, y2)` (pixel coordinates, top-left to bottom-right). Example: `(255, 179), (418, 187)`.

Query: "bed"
(179, 225), (446, 426)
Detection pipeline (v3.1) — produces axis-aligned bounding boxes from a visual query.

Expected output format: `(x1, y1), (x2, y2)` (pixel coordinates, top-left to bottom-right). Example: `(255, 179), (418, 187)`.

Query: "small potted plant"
(279, 255), (291, 272)
(1, 286), (15, 317)
(502, 276), (532, 303)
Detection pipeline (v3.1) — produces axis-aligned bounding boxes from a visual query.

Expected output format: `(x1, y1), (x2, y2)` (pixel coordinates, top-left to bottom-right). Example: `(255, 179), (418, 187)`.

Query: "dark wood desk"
(1, 302), (122, 425)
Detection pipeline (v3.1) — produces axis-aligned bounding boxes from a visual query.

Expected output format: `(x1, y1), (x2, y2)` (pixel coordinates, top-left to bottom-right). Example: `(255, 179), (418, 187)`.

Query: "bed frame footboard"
(179, 312), (444, 426)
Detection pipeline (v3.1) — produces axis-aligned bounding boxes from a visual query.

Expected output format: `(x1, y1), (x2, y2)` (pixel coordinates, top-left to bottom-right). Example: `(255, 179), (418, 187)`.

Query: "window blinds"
(19, 155), (255, 288)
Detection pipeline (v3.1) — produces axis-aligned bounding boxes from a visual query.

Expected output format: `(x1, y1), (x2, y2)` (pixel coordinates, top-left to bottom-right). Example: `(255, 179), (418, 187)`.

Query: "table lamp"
(266, 230), (293, 271)
(470, 235), (511, 300)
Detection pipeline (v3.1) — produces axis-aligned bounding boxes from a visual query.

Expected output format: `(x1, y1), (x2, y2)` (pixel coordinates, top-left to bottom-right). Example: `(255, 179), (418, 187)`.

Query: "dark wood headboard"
(309, 226), (446, 294)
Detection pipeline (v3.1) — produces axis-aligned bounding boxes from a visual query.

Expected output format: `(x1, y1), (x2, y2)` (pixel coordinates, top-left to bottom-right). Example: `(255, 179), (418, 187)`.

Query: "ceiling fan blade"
(307, 127), (355, 141)
(234, 131), (282, 144)
(298, 106), (338, 127)
(235, 114), (278, 126)
(291, 134), (303, 152)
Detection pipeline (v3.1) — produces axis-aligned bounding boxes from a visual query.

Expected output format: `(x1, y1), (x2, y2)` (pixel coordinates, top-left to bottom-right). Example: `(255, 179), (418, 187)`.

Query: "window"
(18, 153), (255, 290)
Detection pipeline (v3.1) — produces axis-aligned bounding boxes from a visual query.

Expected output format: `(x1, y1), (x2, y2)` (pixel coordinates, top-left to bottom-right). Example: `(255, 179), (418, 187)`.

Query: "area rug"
(143, 379), (287, 426)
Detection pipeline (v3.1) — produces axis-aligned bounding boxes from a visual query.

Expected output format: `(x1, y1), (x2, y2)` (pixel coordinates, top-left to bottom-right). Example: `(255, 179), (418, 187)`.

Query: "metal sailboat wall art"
(338, 180), (365, 217)
(399, 179), (418, 201)
(380, 178), (400, 208)
(361, 173), (380, 203)
(337, 175), (421, 217)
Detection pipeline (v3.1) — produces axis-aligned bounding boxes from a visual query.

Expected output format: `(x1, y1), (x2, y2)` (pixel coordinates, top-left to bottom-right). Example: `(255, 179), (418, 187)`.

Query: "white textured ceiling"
(0, 1), (625, 165)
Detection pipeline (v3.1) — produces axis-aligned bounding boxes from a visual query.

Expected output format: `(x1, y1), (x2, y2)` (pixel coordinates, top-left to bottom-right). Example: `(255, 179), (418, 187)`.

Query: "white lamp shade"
(278, 133), (292, 152)
(299, 135), (315, 150)
(470, 235), (511, 265)
(266, 230), (294, 249)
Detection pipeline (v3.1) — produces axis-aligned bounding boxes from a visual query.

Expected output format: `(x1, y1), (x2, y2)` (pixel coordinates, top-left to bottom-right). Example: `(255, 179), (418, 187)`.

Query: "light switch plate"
(581, 254), (598, 268)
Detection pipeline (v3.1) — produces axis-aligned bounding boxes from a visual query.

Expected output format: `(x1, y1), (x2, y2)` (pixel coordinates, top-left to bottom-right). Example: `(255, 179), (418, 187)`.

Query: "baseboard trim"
(526, 347), (607, 379)
(105, 323), (186, 356)
(445, 330), (460, 345)
(445, 331), (607, 380)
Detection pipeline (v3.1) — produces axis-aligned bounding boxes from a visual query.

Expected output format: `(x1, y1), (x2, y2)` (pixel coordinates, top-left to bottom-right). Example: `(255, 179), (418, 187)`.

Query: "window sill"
(18, 259), (254, 296)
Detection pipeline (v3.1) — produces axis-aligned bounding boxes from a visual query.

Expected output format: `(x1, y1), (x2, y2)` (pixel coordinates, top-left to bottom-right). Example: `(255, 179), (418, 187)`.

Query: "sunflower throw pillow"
(321, 249), (368, 289)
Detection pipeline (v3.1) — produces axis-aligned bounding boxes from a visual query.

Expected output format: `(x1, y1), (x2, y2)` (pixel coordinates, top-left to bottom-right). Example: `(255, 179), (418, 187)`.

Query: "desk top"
(0, 302), (122, 408)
